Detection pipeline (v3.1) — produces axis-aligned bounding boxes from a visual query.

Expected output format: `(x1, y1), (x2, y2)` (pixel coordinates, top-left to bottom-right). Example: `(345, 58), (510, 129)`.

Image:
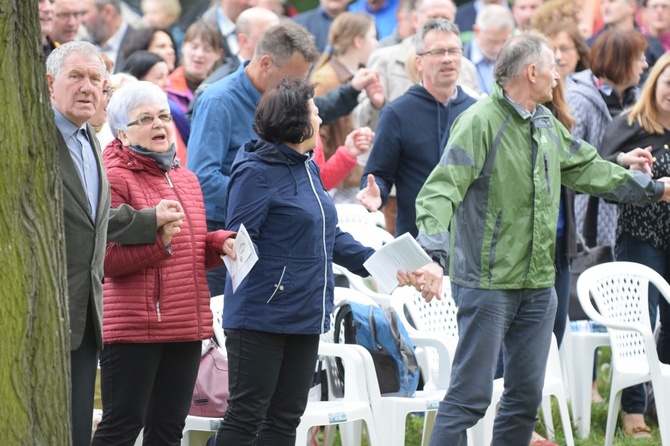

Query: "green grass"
(322, 347), (661, 445)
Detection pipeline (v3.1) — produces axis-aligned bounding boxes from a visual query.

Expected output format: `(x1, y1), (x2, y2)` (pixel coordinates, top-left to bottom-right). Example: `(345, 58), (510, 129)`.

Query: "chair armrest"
(318, 342), (370, 401)
(406, 334), (453, 389)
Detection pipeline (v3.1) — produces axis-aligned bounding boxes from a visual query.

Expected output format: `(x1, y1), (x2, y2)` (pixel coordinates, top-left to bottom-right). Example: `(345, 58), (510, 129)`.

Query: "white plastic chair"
(180, 296), (226, 445)
(391, 278), (481, 446)
(393, 277), (574, 446)
(330, 287), (449, 446)
(333, 263), (393, 308)
(209, 295), (225, 353)
(296, 341), (380, 446)
(336, 203), (386, 229)
(577, 261), (670, 446)
(336, 204), (393, 252)
(486, 335), (575, 446)
(558, 318), (610, 438)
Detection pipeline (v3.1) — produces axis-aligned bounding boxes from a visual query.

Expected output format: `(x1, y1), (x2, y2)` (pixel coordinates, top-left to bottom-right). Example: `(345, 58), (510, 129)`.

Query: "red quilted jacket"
(101, 140), (234, 344)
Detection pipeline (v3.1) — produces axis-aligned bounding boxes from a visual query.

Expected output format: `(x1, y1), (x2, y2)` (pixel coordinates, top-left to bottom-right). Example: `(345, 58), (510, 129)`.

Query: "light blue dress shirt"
(54, 108), (100, 220)
(469, 39), (495, 95)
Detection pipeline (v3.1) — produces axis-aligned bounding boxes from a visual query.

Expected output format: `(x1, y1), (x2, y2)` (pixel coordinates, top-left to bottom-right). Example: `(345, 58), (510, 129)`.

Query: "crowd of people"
(36, 0), (670, 445)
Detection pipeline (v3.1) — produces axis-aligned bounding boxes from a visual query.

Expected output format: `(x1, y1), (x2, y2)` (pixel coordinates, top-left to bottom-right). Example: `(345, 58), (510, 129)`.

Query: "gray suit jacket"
(57, 125), (156, 350)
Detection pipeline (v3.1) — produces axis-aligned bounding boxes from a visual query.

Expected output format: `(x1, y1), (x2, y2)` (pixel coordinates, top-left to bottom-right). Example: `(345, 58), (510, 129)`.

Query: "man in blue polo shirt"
(294, 0), (350, 52)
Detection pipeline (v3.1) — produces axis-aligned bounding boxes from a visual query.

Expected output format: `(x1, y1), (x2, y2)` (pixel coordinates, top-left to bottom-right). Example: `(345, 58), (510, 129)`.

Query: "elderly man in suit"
(46, 41), (185, 446)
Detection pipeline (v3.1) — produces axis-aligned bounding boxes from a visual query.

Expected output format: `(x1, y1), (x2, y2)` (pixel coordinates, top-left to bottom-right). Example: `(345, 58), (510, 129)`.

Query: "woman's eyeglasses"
(127, 113), (173, 127)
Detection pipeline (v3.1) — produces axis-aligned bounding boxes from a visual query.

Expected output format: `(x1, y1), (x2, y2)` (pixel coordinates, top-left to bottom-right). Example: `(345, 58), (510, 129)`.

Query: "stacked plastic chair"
(577, 261), (670, 445)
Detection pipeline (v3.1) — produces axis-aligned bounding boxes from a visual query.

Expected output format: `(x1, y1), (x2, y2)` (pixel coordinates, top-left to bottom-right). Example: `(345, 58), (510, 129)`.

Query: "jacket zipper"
(164, 172), (174, 188)
(304, 159), (328, 334)
(155, 270), (162, 322)
(156, 172), (171, 322)
(543, 153), (551, 195)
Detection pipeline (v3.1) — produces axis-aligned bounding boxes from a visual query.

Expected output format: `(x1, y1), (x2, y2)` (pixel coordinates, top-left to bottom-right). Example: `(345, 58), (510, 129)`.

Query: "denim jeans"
(428, 284), (557, 446)
(616, 231), (670, 413)
(215, 329), (320, 446)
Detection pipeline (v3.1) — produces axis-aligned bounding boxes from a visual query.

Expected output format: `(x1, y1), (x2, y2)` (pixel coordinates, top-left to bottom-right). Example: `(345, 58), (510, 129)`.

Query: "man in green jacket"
(411, 33), (670, 446)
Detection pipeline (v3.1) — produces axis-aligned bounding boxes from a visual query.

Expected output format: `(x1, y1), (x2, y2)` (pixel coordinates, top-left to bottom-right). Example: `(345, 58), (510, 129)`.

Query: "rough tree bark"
(0, 0), (71, 444)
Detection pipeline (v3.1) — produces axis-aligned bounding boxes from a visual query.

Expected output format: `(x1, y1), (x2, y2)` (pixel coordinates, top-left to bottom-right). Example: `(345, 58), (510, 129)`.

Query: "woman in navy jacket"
(215, 77), (375, 446)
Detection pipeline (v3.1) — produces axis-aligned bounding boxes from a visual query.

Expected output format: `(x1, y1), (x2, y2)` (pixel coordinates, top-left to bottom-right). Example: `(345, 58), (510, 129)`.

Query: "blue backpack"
(334, 301), (419, 396)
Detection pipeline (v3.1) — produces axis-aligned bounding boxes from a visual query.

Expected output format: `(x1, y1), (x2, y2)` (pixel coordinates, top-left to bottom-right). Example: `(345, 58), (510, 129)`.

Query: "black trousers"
(91, 341), (201, 446)
(215, 329), (320, 446)
(70, 302), (99, 446)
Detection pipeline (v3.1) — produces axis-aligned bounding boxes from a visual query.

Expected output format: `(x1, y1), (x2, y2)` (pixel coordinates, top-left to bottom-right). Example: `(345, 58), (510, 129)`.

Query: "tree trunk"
(0, 0), (71, 444)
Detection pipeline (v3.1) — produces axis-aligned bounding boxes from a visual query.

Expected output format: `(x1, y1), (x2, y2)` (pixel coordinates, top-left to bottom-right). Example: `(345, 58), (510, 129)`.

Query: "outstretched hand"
(356, 173), (382, 212)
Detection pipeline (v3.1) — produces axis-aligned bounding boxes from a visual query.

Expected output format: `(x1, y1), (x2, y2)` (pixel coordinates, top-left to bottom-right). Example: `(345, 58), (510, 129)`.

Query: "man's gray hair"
(494, 33), (551, 86)
(414, 18), (461, 53)
(93, 0), (122, 13)
(107, 81), (170, 137)
(475, 4), (514, 31)
(254, 22), (319, 66)
(46, 41), (106, 79)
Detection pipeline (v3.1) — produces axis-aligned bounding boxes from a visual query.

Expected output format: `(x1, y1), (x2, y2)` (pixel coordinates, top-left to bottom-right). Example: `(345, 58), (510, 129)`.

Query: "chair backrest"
(391, 276), (458, 338)
(576, 262), (667, 377)
(210, 295), (225, 352)
(333, 263), (393, 308)
(390, 277), (457, 390)
(336, 204), (393, 251)
(336, 203), (385, 228)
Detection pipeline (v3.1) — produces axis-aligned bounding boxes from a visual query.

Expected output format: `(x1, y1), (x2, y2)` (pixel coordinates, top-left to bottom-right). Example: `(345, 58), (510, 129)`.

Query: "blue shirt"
(54, 108), (100, 220)
(293, 7), (334, 53)
(187, 61), (261, 224)
(348, 0), (399, 39)
(468, 39), (495, 95)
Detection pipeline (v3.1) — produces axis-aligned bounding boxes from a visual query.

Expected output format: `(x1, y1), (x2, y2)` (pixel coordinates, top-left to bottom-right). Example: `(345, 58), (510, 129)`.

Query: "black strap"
(582, 195), (599, 248)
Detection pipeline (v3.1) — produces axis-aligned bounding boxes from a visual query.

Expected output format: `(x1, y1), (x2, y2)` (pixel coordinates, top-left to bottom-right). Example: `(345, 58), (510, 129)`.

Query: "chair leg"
(339, 420), (363, 446)
(295, 421), (311, 446)
(655, 385), (670, 446)
(556, 393), (575, 446)
(570, 342), (596, 438)
(422, 411), (436, 446)
(541, 396), (555, 441)
(604, 388), (623, 446)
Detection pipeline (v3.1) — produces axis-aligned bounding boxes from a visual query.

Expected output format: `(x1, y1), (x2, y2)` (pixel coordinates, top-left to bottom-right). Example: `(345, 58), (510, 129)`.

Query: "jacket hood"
(405, 83), (473, 108)
(405, 84), (475, 151)
(568, 69), (610, 113)
(232, 139), (311, 171)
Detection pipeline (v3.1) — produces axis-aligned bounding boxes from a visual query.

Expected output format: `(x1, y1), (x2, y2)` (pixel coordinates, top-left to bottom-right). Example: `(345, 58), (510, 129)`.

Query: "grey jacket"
(57, 126), (156, 350)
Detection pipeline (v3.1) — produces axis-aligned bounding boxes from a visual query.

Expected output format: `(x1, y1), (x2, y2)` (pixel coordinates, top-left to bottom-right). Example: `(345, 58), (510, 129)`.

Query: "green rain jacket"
(416, 83), (664, 290)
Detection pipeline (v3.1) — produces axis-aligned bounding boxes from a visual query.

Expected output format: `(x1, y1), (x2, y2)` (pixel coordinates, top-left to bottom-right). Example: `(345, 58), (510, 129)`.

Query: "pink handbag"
(189, 339), (229, 418)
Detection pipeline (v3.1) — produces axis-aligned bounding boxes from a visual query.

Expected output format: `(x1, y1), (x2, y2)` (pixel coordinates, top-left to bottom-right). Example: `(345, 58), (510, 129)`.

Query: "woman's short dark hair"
(253, 77), (315, 144)
(590, 29), (647, 85)
(120, 50), (166, 80)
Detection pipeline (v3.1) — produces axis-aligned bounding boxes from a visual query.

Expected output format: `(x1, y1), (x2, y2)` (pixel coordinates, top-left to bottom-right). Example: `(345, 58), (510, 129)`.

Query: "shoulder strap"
(333, 302), (351, 344)
(582, 195), (599, 248)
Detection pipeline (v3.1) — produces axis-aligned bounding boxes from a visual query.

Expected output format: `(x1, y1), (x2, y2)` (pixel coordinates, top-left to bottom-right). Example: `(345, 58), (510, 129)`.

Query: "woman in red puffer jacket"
(91, 81), (235, 446)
